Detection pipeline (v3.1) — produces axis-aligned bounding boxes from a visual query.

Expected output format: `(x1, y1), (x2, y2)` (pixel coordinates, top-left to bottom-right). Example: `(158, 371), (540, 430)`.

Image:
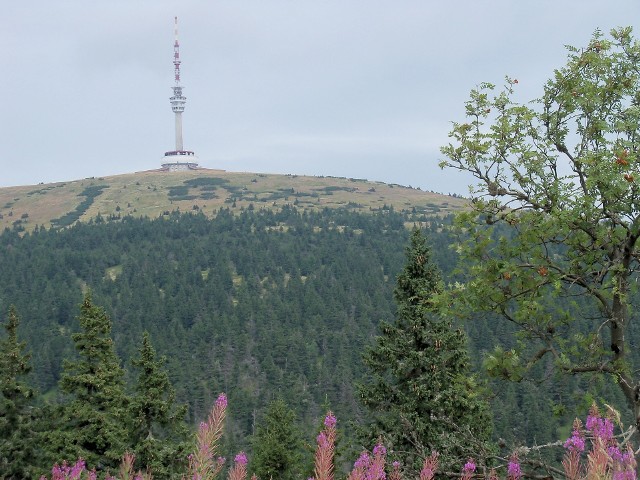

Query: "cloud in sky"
(1, 1), (639, 194)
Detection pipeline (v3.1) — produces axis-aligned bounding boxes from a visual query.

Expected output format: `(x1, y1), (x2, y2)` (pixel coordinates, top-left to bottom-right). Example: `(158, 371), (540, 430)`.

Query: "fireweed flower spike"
(118, 452), (141, 480)
(312, 411), (337, 480)
(69, 459), (86, 480)
(507, 453), (521, 480)
(389, 461), (402, 480)
(420, 452), (439, 480)
(585, 406), (612, 479)
(227, 452), (248, 480)
(186, 392), (228, 480)
(324, 413), (337, 429)
(586, 404), (614, 443)
(216, 393), (228, 409)
(562, 419), (585, 480)
(368, 443), (387, 480)
(612, 445), (637, 480)
(46, 459), (89, 480)
(461, 459), (476, 480)
(347, 452), (370, 480)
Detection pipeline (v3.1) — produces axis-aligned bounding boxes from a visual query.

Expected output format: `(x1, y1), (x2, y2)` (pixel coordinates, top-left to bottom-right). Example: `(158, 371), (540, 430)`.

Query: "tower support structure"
(162, 16), (198, 171)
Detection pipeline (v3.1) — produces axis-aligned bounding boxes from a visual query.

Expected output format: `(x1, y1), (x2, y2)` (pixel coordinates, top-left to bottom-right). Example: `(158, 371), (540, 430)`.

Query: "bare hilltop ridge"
(0, 168), (468, 232)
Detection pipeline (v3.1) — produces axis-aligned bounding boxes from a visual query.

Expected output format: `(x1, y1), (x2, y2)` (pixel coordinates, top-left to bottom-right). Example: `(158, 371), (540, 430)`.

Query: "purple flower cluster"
(317, 431), (330, 448)
(235, 452), (248, 466)
(215, 393), (228, 409)
(372, 444), (386, 457)
(324, 413), (337, 428)
(563, 426), (586, 452)
(313, 410), (336, 480)
(586, 413), (614, 442)
(353, 452), (370, 470)
(463, 459), (476, 472)
(461, 459), (476, 480)
(348, 446), (387, 480)
(420, 465), (435, 480)
(507, 457), (521, 480)
(368, 443), (387, 480)
(43, 459), (97, 480)
(420, 452), (439, 480)
(389, 461), (402, 480)
(610, 446), (637, 480)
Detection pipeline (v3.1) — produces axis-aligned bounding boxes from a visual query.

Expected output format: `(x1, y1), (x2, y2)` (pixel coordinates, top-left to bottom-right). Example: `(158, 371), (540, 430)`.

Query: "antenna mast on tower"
(162, 16), (198, 170)
(170, 16), (186, 152)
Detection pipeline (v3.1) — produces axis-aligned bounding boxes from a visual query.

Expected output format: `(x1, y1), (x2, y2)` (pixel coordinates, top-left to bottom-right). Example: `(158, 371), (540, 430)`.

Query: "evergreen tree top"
(0, 306), (32, 388)
(394, 229), (442, 319)
(359, 227), (493, 474)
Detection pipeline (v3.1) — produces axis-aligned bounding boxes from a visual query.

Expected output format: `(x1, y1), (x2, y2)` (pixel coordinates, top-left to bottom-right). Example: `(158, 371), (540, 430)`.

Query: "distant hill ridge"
(0, 169), (467, 232)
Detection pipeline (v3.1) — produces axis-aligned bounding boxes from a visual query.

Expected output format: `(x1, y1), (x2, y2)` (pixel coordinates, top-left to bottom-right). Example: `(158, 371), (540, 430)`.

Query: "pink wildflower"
(368, 442), (387, 480)
(507, 454), (521, 480)
(324, 413), (337, 429)
(216, 393), (228, 409)
(586, 405), (614, 443)
(228, 451), (248, 480)
(69, 459), (85, 479)
(564, 425), (586, 452)
(420, 452), (438, 480)
(373, 444), (387, 456)
(50, 459), (86, 480)
(461, 459), (476, 480)
(354, 452), (370, 470)
(317, 431), (330, 448)
(612, 445), (637, 480)
(313, 411), (337, 480)
(562, 419), (584, 480)
(186, 393), (227, 480)
(389, 461), (402, 480)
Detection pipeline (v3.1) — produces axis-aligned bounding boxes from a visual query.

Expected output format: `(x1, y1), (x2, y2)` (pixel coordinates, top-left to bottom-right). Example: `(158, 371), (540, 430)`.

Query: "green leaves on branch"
(440, 26), (640, 433)
(483, 347), (525, 382)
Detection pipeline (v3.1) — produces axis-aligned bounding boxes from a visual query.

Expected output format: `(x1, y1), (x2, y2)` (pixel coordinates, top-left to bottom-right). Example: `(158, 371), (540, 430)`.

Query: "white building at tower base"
(161, 150), (200, 171)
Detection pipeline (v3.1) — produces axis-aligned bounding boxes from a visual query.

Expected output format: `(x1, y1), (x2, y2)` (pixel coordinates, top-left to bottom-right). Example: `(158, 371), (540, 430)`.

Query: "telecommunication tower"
(162, 16), (199, 171)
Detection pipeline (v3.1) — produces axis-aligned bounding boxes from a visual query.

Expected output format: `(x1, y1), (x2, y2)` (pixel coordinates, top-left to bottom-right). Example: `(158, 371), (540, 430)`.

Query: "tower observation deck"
(162, 16), (199, 171)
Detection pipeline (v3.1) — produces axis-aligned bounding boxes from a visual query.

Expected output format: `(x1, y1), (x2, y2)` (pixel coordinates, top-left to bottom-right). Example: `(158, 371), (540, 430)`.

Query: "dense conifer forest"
(1, 206), (633, 476)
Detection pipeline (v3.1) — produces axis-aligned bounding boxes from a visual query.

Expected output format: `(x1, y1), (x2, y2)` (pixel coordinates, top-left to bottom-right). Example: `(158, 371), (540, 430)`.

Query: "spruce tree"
(129, 331), (189, 478)
(0, 306), (38, 479)
(358, 229), (493, 473)
(47, 293), (129, 470)
(250, 397), (304, 480)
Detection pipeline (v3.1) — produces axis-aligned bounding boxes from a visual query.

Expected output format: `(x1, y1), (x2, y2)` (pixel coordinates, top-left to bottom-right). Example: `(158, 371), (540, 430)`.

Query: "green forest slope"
(1, 207), (626, 462)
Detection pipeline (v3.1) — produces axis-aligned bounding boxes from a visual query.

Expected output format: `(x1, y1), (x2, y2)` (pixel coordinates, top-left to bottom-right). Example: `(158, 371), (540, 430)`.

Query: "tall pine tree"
(129, 331), (189, 478)
(0, 306), (38, 479)
(47, 293), (129, 470)
(358, 229), (493, 473)
(250, 397), (304, 480)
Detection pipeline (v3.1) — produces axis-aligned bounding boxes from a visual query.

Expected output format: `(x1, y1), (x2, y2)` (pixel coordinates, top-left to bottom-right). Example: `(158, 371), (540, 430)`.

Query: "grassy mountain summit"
(0, 169), (466, 232)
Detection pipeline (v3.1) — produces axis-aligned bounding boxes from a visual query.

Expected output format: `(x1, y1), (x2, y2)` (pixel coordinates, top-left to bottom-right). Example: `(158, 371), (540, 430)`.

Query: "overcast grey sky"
(2, 1), (639, 194)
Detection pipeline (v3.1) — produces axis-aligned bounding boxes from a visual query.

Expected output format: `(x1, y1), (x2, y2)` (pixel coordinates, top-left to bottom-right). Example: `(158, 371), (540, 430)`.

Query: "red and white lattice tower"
(162, 16), (198, 170)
